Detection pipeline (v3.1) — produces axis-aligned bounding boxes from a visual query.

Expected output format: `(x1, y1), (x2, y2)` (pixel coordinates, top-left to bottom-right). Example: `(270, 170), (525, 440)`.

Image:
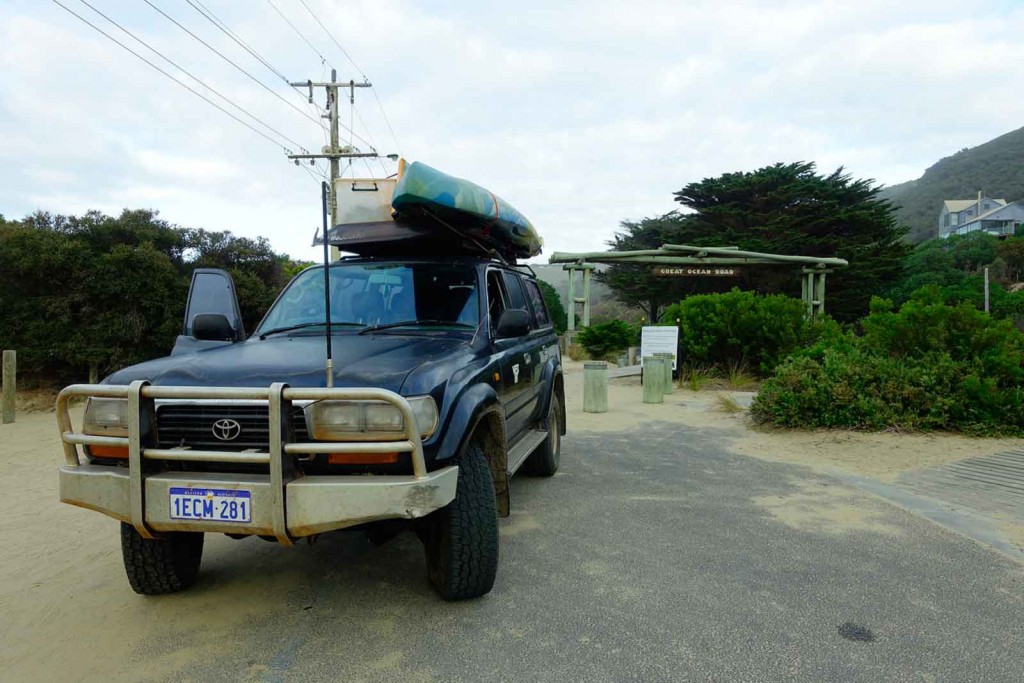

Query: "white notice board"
(640, 326), (679, 370)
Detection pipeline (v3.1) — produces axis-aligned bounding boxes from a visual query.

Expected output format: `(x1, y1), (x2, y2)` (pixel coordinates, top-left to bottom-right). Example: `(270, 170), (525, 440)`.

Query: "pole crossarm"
(287, 152), (380, 160)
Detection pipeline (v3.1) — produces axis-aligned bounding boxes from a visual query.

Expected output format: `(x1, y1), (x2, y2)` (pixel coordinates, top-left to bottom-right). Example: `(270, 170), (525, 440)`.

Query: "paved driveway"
(6, 419), (1024, 682)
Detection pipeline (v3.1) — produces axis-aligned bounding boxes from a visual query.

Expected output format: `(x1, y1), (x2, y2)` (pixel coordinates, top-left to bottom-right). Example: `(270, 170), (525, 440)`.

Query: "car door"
(171, 268), (245, 355)
(500, 270), (544, 428)
(487, 269), (530, 441)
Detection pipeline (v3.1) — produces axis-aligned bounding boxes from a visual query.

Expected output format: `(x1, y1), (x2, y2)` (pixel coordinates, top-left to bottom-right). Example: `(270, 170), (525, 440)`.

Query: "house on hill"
(939, 193), (1023, 238)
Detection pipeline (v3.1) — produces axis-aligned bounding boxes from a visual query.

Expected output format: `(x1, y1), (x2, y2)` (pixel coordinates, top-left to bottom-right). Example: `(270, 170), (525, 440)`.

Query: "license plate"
(169, 487), (252, 523)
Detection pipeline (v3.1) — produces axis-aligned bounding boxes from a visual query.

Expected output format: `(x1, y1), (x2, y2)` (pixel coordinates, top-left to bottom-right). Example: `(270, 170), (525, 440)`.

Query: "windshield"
(256, 262), (480, 336)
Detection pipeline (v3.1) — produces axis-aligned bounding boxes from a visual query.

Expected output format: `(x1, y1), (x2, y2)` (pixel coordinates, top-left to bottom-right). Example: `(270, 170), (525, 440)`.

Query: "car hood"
(105, 334), (469, 394)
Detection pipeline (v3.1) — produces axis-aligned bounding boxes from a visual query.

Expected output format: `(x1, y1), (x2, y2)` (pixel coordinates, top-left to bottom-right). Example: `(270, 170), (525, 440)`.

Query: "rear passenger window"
(523, 280), (551, 328)
(501, 272), (529, 312)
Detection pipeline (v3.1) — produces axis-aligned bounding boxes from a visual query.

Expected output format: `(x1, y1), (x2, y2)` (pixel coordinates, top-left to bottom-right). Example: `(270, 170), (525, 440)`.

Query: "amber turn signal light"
(327, 452), (399, 465)
(89, 445), (129, 459)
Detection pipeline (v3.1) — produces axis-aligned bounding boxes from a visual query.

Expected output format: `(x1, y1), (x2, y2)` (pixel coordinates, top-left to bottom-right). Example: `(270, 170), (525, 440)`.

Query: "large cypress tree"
(602, 162), (909, 322)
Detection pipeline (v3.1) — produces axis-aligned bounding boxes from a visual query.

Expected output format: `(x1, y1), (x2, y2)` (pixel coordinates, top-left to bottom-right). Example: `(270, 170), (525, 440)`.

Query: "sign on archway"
(653, 266), (743, 278)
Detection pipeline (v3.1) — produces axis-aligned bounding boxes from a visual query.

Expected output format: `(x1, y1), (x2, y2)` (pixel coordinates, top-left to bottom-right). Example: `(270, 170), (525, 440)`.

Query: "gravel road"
(3, 404), (1023, 682)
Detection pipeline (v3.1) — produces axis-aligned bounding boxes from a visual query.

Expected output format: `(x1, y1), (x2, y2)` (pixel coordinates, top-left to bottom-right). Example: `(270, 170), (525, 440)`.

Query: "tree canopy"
(0, 209), (300, 382)
(601, 162), (909, 321)
(537, 280), (567, 334)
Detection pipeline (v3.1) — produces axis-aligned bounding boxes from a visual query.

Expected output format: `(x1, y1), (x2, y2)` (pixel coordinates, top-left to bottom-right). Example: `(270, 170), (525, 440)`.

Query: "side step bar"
(506, 429), (548, 475)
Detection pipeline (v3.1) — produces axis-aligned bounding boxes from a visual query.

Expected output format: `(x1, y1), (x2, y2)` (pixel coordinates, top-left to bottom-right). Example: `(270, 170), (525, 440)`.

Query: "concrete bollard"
(642, 356), (665, 404)
(627, 347), (639, 366)
(655, 353), (674, 395)
(2, 350), (15, 424)
(583, 361), (608, 413)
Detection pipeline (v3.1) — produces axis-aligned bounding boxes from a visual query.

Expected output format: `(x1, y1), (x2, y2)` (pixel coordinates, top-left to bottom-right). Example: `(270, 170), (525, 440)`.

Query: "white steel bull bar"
(56, 381), (456, 546)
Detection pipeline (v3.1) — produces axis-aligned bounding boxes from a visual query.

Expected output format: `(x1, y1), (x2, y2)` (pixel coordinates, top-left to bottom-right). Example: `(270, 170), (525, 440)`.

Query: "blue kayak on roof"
(390, 161), (543, 260)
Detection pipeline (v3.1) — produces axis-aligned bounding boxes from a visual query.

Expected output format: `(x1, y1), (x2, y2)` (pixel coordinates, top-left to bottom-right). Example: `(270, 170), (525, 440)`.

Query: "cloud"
(3, 0), (1024, 261)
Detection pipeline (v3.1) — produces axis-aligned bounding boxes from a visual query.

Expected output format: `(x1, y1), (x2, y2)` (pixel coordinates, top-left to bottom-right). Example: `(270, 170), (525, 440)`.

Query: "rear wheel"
(419, 441), (498, 600)
(524, 395), (561, 476)
(120, 523), (204, 595)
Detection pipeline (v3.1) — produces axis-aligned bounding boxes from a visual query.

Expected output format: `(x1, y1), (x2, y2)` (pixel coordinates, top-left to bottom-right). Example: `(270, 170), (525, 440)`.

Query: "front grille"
(156, 404), (310, 451)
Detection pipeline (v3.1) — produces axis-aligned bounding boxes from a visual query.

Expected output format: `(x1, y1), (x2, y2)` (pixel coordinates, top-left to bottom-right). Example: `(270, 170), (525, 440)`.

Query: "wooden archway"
(549, 244), (848, 332)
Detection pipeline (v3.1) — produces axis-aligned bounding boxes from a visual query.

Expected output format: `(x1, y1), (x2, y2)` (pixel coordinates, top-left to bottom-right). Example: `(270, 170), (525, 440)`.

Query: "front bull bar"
(56, 381), (458, 545)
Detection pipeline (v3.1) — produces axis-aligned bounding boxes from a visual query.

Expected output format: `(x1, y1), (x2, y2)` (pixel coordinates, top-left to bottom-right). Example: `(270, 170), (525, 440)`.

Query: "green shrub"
(662, 289), (826, 377)
(576, 320), (635, 359)
(752, 296), (1024, 435)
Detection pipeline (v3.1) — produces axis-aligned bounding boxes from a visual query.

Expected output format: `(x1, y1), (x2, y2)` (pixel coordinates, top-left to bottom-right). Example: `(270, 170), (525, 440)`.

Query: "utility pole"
(288, 69), (376, 254)
(984, 266), (990, 313)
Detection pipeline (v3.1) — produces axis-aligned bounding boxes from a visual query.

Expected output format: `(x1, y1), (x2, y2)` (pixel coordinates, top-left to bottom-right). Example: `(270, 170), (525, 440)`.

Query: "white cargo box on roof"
(332, 177), (397, 226)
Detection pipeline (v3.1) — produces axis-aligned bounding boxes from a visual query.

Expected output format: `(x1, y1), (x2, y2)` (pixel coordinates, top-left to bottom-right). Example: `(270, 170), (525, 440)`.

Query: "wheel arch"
(434, 383), (510, 517)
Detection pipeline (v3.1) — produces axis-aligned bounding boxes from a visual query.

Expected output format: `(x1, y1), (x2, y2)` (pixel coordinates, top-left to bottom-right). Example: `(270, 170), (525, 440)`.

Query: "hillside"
(882, 126), (1024, 243)
(530, 263), (613, 304)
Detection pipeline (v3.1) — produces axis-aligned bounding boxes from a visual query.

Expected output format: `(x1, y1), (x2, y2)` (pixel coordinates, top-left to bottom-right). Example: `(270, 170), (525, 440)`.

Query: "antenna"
(321, 181), (334, 387)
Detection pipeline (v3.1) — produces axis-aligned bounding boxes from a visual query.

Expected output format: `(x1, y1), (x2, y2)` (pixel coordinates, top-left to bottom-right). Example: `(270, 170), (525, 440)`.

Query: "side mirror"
(192, 313), (237, 341)
(495, 309), (531, 339)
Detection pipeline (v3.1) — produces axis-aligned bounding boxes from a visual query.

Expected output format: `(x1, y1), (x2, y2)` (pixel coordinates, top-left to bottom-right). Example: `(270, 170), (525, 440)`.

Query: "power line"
(293, 0), (403, 156)
(52, 0), (291, 154)
(75, 0), (313, 157)
(187, 0), (290, 83)
(353, 102), (389, 176)
(261, 0), (383, 155)
(142, 0), (325, 134)
(371, 87), (403, 157)
(265, 0), (329, 67)
(183, 0), (331, 170)
(298, 0), (366, 79)
(185, 0), (327, 128)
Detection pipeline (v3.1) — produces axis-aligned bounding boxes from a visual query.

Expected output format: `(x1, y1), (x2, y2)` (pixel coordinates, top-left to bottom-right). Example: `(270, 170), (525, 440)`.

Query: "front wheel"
(120, 523), (204, 595)
(419, 442), (498, 600)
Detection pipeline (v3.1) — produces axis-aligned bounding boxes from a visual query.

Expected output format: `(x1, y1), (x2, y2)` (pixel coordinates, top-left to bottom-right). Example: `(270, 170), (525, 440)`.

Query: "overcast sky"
(2, 0), (1024, 263)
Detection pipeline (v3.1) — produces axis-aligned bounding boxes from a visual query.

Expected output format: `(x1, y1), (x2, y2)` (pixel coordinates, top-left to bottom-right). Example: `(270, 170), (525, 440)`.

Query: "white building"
(939, 193), (1023, 238)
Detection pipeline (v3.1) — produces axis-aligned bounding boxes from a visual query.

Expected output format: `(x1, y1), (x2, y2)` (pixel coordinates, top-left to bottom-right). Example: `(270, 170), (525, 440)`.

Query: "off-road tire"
(419, 442), (498, 600)
(120, 523), (204, 595)
(524, 395), (561, 477)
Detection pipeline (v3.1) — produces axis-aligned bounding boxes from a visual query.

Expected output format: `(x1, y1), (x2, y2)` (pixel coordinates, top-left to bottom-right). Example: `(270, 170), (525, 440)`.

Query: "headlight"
(305, 396), (438, 441)
(83, 397), (129, 437)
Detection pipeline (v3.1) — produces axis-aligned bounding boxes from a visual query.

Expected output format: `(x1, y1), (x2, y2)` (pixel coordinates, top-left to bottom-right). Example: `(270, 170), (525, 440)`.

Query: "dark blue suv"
(55, 256), (565, 601)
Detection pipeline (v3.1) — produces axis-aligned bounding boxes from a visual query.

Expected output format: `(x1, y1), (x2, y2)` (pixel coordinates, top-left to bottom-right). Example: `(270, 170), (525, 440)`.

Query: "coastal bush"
(576, 320), (635, 359)
(662, 289), (827, 377)
(752, 295), (1024, 435)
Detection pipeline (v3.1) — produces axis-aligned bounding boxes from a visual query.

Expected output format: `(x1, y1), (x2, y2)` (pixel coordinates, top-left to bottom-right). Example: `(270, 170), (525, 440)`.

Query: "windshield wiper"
(258, 321), (360, 340)
(357, 319), (474, 335)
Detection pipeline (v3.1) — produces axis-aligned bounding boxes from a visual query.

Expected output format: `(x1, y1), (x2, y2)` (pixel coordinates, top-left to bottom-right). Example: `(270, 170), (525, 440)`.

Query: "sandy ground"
(2, 369), (1022, 680)
(561, 364), (1024, 557)
(561, 361), (1024, 482)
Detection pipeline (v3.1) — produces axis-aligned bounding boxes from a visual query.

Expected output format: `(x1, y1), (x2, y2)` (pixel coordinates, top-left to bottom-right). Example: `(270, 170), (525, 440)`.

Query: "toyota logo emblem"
(211, 418), (242, 441)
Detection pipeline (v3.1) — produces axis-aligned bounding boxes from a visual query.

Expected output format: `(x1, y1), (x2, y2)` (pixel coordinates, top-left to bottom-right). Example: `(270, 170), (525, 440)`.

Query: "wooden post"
(642, 357), (665, 404)
(801, 272), (809, 315)
(89, 362), (99, 385)
(583, 361), (608, 413)
(2, 350), (15, 425)
(566, 267), (576, 332)
(984, 267), (990, 313)
(815, 271), (827, 317)
(581, 267), (592, 328)
(655, 352), (674, 394)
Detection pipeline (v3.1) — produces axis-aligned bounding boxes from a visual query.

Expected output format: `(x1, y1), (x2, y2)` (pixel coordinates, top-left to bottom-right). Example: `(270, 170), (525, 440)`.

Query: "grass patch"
(567, 344), (589, 361)
(715, 393), (745, 414)
(680, 364), (716, 391)
(725, 360), (758, 390)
